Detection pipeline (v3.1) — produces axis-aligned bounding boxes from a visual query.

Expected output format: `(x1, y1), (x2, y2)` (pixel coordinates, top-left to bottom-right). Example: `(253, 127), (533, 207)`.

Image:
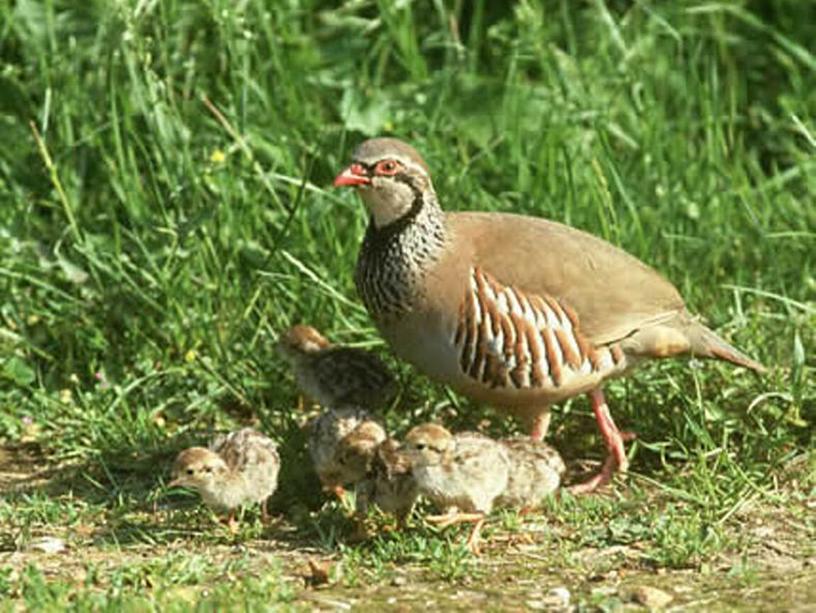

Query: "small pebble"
(546, 586), (571, 608)
(527, 587), (571, 611)
(27, 536), (67, 554)
(628, 585), (673, 609)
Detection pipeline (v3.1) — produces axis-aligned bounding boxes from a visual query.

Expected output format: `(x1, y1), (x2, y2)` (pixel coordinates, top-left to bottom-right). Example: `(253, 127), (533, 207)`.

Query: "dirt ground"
(2, 443), (815, 611)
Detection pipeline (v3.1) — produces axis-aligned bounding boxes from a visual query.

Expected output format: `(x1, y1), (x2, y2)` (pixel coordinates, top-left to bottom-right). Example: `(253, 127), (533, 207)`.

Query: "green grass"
(1, 0), (815, 609)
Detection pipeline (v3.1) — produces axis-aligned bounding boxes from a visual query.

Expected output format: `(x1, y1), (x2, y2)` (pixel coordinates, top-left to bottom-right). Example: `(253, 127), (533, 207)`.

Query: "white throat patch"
(360, 178), (417, 228)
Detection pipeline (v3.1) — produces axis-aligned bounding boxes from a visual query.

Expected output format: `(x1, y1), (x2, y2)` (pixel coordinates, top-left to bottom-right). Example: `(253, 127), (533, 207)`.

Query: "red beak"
(333, 163), (370, 187)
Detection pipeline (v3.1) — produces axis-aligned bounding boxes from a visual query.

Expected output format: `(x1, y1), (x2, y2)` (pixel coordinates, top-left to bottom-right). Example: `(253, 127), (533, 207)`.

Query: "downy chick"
(169, 428), (280, 530)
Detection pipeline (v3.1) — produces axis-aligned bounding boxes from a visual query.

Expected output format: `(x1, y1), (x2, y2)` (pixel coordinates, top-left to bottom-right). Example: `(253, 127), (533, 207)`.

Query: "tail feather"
(688, 323), (767, 374)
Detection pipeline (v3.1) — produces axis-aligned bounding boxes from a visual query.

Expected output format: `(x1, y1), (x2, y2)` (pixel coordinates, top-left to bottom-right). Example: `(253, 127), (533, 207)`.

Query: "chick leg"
(465, 517), (486, 555)
(426, 511), (486, 555)
(569, 388), (633, 494)
(426, 511), (484, 529)
(226, 510), (239, 534)
(260, 498), (270, 524)
(395, 505), (415, 530)
(298, 393), (318, 412)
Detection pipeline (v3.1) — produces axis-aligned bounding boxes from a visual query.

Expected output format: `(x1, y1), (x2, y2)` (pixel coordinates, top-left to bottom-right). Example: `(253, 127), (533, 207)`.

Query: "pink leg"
(426, 511), (487, 555)
(530, 411), (551, 442)
(569, 388), (633, 495)
(465, 517), (485, 556)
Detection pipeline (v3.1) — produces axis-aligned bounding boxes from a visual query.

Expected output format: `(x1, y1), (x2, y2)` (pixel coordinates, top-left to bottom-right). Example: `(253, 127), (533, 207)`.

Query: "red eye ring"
(375, 159), (401, 176)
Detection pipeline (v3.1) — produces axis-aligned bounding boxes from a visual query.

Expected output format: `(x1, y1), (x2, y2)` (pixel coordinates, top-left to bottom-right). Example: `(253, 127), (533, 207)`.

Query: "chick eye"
(415, 444), (426, 451)
(375, 160), (400, 175)
(186, 468), (194, 475)
(204, 466), (213, 473)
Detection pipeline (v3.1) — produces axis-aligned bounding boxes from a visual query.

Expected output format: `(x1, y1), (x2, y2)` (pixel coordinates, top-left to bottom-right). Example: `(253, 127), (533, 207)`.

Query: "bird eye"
(186, 468), (194, 475)
(415, 444), (426, 451)
(204, 466), (213, 473)
(375, 160), (400, 175)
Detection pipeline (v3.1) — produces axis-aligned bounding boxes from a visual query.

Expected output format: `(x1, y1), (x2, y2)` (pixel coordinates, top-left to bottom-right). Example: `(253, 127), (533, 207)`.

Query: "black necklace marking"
(355, 181), (446, 318)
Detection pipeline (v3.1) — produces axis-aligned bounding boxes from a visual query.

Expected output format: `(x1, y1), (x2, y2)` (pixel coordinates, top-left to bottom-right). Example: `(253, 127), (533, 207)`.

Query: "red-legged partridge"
(496, 437), (565, 511)
(403, 423), (511, 554)
(277, 324), (396, 411)
(308, 406), (386, 496)
(169, 428), (280, 530)
(334, 138), (765, 492)
(355, 437), (419, 527)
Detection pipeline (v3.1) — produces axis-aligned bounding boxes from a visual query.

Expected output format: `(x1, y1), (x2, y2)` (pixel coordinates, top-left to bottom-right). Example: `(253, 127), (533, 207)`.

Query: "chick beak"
(333, 163), (370, 187)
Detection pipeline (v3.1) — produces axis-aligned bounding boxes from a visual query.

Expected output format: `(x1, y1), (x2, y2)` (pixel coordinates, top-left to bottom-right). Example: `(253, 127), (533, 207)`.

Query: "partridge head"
(402, 423), (454, 467)
(334, 138), (432, 229)
(170, 447), (229, 493)
(334, 138), (765, 493)
(277, 324), (332, 357)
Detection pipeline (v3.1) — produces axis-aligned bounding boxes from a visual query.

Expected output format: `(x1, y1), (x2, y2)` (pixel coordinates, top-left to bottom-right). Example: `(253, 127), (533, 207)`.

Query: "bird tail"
(685, 321), (766, 374)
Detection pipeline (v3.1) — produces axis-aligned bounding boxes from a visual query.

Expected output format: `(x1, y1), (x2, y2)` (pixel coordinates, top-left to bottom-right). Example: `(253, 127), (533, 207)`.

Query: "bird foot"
(426, 512), (486, 554)
(569, 388), (632, 494)
(222, 513), (240, 534)
(568, 455), (619, 495)
(348, 520), (374, 543)
(465, 518), (485, 556)
(426, 511), (484, 529)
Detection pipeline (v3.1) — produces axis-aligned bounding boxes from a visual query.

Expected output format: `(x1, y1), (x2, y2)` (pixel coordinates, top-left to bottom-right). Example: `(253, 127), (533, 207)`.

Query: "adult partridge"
(277, 324), (397, 411)
(334, 138), (765, 492)
(169, 428), (280, 530)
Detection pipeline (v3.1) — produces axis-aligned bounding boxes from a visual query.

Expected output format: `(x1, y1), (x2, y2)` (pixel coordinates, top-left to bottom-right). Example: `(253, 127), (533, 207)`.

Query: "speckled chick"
(277, 324), (397, 411)
(496, 436), (566, 510)
(309, 407), (386, 494)
(403, 423), (511, 553)
(169, 428), (280, 529)
(332, 420), (389, 487)
(355, 437), (419, 526)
